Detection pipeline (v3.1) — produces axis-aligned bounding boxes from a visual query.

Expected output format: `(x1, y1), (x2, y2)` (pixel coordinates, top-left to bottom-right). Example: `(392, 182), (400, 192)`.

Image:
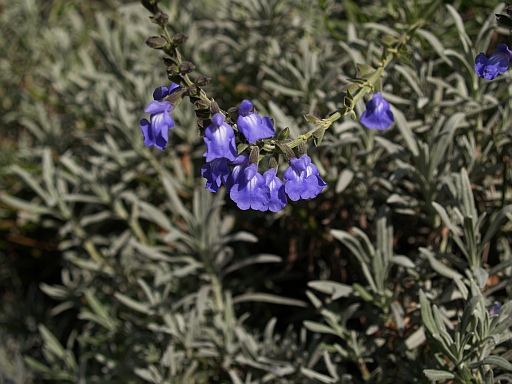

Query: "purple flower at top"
(263, 168), (287, 212)
(140, 100), (175, 150)
(284, 154), (327, 201)
(229, 163), (270, 211)
(360, 93), (394, 131)
(201, 158), (230, 193)
(237, 100), (275, 143)
(475, 44), (512, 80)
(203, 113), (237, 162)
(153, 83), (181, 100)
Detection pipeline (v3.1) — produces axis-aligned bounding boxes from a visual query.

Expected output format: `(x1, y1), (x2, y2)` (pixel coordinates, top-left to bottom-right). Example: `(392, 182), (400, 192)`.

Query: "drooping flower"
(229, 163), (270, 211)
(475, 44), (512, 80)
(203, 113), (237, 162)
(201, 158), (230, 193)
(153, 83), (181, 100)
(263, 168), (287, 212)
(140, 100), (175, 150)
(360, 92), (394, 131)
(284, 154), (327, 201)
(237, 100), (275, 143)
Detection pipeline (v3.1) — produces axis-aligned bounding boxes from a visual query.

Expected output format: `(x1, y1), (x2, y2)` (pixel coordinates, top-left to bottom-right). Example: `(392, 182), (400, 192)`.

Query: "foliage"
(0, 0), (511, 383)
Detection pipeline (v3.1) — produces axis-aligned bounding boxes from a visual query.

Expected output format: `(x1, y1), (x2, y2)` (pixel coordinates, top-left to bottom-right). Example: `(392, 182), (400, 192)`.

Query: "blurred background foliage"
(0, 0), (511, 382)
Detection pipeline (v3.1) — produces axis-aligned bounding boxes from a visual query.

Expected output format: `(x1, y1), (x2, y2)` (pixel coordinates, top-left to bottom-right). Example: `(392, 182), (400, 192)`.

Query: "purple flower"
(153, 83), (181, 100)
(225, 155), (249, 192)
(360, 93), (394, 131)
(140, 100), (175, 150)
(237, 100), (275, 143)
(229, 163), (270, 211)
(263, 168), (287, 212)
(284, 154), (327, 201)
(201, 158), (230, 193)
(475, 44), (512, 80)
(203, 113), (237, 162)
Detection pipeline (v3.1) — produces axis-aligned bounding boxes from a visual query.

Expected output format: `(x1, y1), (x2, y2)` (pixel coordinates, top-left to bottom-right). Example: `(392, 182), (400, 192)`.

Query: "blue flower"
(237, 100), (275, 143)
(203, 113), (237, 162)
(140, 100), (175, 150)
(263, 168), (287, 212)
(153, 83), (181, 100)
(225, 155), (249, 192)
(201, 158), (230, 193)
(229, 163), (270, 211)
(284, 154), (327, 201)
(360, 93), (394, 131)
(475, 44), (512, 80)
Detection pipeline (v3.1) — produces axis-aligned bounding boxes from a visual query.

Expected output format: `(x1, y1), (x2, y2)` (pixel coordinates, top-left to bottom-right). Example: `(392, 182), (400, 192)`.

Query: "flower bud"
(269, 157), (278, 169)
(210, 102), (221, 115)
(298, 142), (307, 156)
(150, 11), (169, 26)
(179, 61), (196, 74)
(172, 33), (189, 46)
(145, 35), (168, 49)
(194, 100), (210, 110)
(194, 75), (211, 87)
(166, 65), (180, 79)
(278, 127), (290, 141)
(249, 146), (260, 165)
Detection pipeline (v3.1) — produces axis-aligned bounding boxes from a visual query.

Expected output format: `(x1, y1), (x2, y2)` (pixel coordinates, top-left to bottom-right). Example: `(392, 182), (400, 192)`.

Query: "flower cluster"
(201, 100), (327, 212)
(474, 43), (512, 80)
(140, 91), (327, 212)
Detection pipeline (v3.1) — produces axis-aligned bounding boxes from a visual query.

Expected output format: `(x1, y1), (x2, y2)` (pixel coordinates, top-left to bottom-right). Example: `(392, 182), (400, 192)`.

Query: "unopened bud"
(150, 11), (169, 26)
(146, 35), (168, 49)
(278, 127), (290, 141)
(172, 33), (189, 46)
(249, 146), (260, 165)
(210, 102), (221, 115)
(179, 61), (196, 74)
(166, 65), (180, 79)
(195, 100), (210, 110)
(298, 142), (307, 156)
(194, 75), (211, 87)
